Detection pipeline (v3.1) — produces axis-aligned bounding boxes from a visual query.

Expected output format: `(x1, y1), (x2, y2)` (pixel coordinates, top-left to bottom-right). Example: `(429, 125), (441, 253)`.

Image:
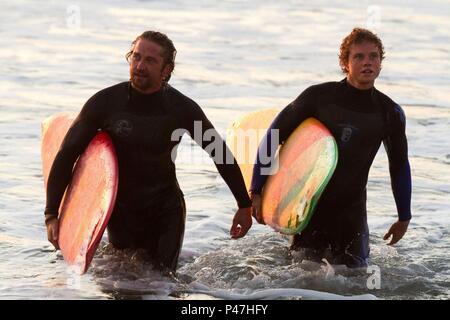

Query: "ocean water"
(0, 0), (449, 300)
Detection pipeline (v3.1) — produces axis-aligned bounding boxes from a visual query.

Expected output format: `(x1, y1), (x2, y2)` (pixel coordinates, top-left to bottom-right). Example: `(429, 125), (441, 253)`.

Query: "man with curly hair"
(251, 28), (412, 268)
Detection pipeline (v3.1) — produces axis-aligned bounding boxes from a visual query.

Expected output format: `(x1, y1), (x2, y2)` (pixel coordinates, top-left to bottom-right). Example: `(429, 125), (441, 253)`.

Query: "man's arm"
(182, 100), (253, 238)
(383, 104), (412, 245)
(44, 93), (103, 247)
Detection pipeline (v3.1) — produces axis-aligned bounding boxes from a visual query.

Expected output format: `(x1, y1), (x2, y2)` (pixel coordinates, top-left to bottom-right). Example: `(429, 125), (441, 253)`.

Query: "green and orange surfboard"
(227, 108), (338, 234)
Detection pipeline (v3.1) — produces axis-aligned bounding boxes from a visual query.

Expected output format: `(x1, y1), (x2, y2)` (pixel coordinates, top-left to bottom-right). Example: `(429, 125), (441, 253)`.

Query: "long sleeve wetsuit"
(45, 81), (252, 270)
(250, 79), (411, 267)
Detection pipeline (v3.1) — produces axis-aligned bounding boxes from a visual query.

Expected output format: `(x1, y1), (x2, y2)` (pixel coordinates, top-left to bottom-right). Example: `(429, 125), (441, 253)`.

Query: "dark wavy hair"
(126, 31), (177, 82)
(339, 28), (385, 74)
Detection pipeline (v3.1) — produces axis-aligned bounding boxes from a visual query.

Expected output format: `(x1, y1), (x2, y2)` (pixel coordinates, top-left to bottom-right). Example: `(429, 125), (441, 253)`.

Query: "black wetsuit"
(251, 79), (412, 267)
(45, 81), (251, 271)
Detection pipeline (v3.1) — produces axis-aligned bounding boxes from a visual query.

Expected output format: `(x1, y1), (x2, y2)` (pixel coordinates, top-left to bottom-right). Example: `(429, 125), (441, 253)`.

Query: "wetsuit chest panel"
(313, 103), (384, 203)
(104, 112), (175, 155)
(98, 90), (179, 190)
(315, 103), (384, 155)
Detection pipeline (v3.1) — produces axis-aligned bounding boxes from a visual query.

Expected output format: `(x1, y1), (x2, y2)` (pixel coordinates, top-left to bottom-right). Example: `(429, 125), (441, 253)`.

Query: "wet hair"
(339, 28), (385, 74)
(126, 31), (177, 82)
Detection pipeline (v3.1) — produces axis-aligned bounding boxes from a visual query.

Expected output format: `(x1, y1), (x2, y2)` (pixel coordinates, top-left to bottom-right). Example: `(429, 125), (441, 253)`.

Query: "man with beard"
(251, 28), (412, 268)
(44, 31), (253, 272)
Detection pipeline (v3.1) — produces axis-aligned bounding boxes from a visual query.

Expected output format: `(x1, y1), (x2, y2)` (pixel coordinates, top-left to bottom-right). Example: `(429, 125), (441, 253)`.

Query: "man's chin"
(357, 76), (376, 86)
(131, 79), (152, 92)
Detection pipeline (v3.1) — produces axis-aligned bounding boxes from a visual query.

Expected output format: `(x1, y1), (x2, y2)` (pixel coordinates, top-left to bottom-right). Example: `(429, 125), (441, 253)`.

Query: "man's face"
(345, 41), (382, 89)
(129, 39), (171, 93)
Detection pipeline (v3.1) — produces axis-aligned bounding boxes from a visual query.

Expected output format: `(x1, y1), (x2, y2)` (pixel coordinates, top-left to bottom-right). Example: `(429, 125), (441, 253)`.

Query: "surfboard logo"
(113, 119), (133, 137)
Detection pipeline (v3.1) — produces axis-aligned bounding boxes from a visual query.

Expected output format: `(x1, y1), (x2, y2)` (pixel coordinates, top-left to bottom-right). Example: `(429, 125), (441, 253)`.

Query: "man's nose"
(363, 55), (372, 66)
(135, 59), (146, 70)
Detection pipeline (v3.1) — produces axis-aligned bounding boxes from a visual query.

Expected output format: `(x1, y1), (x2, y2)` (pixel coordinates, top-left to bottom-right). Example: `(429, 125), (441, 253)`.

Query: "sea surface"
(0, 0), (449, 299)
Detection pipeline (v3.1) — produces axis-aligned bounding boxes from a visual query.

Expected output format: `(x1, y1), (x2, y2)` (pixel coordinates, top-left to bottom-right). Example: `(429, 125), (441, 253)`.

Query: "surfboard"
(41, 113), (119, 274)
(227, 108), (337, 235)
(226, 108), (280, 191)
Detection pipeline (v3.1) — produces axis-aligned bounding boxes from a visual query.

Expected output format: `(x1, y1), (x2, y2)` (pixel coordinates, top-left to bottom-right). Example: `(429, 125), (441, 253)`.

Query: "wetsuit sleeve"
(250, 87), (317, 194)
(383, 104), (412, 221)
(183, 101), (252, 208)
(44, 93), (104, 220)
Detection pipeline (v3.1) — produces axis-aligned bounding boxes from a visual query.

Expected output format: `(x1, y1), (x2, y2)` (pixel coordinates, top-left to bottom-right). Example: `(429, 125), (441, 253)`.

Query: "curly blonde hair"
(339, 28), (385, 74)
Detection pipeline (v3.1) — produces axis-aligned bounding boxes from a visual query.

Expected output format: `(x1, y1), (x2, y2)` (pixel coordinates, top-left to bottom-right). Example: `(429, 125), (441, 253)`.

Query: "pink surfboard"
(41, 113), (118, 274)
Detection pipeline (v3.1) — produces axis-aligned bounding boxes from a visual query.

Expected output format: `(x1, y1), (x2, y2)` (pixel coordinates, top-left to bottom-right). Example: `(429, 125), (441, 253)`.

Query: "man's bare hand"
(46, 217), (60, 250)
(230, 207), (252, 239)
(251, 194), (265, 225)
(383, 220), (410, 245)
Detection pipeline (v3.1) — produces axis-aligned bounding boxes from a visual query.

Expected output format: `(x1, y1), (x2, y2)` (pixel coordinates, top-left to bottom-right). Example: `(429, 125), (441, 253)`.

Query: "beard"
(130, 70), (154, 91)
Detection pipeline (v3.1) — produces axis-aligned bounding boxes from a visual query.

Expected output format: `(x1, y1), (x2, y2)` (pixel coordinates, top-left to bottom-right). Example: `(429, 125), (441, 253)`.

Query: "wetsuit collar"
(127, 81), (166, 108)
(342, 78), (375, 97)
